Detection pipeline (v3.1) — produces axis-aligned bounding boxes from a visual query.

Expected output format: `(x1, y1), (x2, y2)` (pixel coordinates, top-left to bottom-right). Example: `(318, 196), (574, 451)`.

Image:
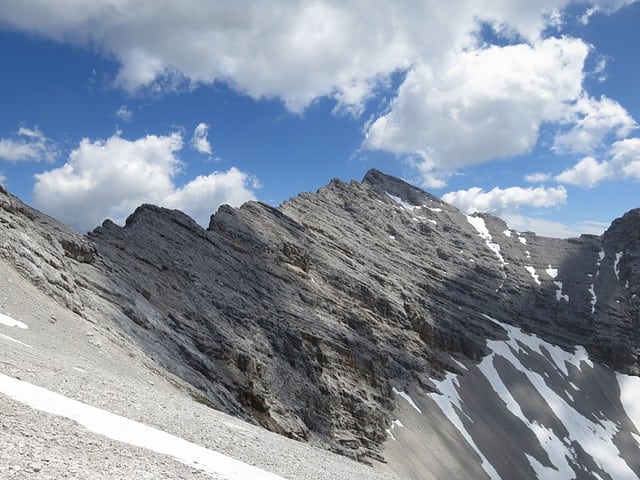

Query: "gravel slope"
(0, 257), (403, 480)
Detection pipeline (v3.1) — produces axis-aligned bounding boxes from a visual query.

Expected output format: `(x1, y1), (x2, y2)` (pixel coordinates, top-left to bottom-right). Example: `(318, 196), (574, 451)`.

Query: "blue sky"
(0, 1), (638, 236)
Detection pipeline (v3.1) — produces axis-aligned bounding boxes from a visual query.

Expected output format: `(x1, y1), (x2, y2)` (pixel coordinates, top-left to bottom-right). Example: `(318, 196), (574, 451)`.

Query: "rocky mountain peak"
(362, 168), (445, 207)
(1, 171), (639, 478)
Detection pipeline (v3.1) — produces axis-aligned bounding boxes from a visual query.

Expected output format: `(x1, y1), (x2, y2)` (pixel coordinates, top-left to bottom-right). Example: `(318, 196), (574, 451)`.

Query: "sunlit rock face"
(1, 170), (639, 476)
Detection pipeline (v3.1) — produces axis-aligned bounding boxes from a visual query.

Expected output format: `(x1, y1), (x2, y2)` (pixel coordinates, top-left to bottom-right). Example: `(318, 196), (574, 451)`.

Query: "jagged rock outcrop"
(0, 170), (638, 466)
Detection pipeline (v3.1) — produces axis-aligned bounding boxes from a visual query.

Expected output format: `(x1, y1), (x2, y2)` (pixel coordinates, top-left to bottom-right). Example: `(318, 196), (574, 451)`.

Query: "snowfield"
(0, 373), (285, 480)
(387, 313), (640, 480)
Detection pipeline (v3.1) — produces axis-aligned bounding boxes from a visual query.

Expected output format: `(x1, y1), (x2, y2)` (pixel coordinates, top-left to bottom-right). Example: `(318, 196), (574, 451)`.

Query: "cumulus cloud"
(610, 137), (640, 180)
(553, 95), (637, 154)
(555, 156), (612, 187)
(0, 1), (628, 113)
(0, 126), (56, 162)
(164, 168), (257, 225)
(1, 1), (637, 187)
(191, 123), (212, 155)
(554, 137), (640, 187)
(33, 132), (257, 232)
(442, 185), (567, 215)
(364, 37), (589, 178)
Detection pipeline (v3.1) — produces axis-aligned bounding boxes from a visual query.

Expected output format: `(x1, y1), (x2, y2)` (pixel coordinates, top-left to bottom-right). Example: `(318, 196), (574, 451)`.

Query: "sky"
(0, 1), (639, 237)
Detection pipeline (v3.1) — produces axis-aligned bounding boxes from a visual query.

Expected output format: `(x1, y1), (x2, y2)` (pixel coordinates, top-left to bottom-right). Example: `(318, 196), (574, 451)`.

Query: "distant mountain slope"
(1, 171), (639, 478)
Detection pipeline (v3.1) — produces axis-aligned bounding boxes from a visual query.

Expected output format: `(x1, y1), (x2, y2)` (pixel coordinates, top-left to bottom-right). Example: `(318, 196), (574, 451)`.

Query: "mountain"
(1, 171), (639, 479)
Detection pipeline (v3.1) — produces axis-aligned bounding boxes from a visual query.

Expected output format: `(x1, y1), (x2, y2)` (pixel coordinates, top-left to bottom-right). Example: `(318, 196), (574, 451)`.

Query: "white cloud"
(553, 95), (637, 154)
(363, 37), (589, 182)
(440, 184), (608, 238)
(0, 1), (628, 113)
(442, 185), (567, 215)
(116, 105), (133, 122)
(524, 172), (552, 183)
(33, 132), (257, 232)
(164, 168), (256, 226)
(579, 0), (637, 24)
(191, 123), (212, 155)
(553, 137), (640, 187)
(555, 156), (612, 187)
(0, 126), (56, 162)
(2, 1), (637, 189)
(610, 137), (640, 180)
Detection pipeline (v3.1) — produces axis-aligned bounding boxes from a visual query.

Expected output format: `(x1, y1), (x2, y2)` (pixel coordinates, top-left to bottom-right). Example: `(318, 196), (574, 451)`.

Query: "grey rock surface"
(0, 256), (402, 480)
(1, 170), (639, 476)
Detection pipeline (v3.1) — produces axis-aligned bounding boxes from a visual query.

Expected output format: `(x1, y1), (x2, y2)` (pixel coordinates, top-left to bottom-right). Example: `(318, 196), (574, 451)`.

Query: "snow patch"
(588, 284), (597, 314)
(392, 387), (422, 413)
(0, 313), (28, 329)
(427, 207), (442, 213)
(518, 236), (527, 245)
(466, 215), (505, 268)
(0, 333), (32, 348)
(503, 229), (512, 237)
(453, 358), (468, 371)
(479, 315), (633, 479)
(386, 193), (417, 211)
(0, 374), (286, 480)
(554, 282), (569, 302)
(525, 266), (541, 285)
(429, 373), (501, 480)
(617, 373), (640, 442)
(428, 219), (437, 226)
(614, 252), (623, 281)
(386, 419), (404, 441)
(545, 265), (558, 279)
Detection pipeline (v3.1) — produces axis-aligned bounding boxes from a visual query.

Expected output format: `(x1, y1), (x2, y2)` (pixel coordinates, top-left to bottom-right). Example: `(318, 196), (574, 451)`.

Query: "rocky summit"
(1, 171), (639, 479)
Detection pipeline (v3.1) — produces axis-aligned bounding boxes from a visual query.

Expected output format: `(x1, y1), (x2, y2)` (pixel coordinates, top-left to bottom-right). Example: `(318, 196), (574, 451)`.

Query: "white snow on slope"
(589, 283), (597, 314)
(545, 265), (558, 279)
(0, 313), (28, 329)
(518, 235), (527, 245)
(0, 373), (286, 480)
(429, 373), (501, 480)
(479, 315), (636, 480)
(525, 266), (541, 285)
(0, 333), (32, 348)
(618, 373), (640, 438)
(476, 336), (574, 479)
(392, 387), (422, 413)
(386, 419), (405, 441)
(427, 207), (442, 213)
(466, 215), (505, 268)
(386, 193), (417, 211)
(503, 230), (512, 238)
(554, 281), (570, 302)
(615, 252), (624, 281)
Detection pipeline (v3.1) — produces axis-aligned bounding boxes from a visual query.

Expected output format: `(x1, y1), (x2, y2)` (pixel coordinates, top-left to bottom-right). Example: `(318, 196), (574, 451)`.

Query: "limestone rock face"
(0, 170), (638, 465)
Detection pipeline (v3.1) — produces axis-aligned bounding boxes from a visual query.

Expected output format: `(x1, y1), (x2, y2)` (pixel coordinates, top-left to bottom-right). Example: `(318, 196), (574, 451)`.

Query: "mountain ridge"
(1, 169), (639, 478)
